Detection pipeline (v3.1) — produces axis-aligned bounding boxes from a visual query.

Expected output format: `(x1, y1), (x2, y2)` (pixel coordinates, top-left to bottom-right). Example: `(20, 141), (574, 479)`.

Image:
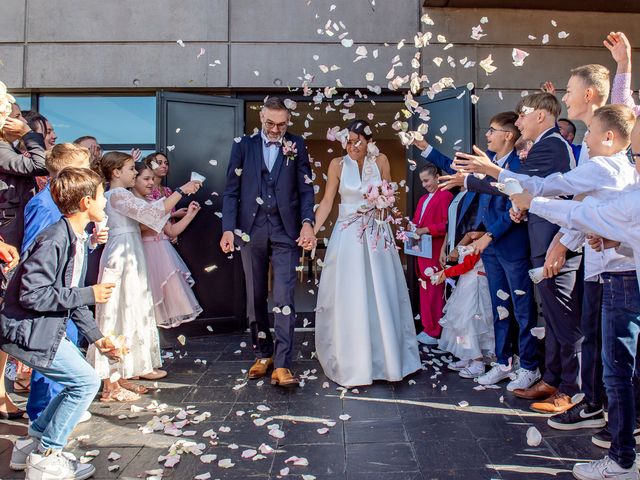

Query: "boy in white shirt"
(512, 106), (640, 480)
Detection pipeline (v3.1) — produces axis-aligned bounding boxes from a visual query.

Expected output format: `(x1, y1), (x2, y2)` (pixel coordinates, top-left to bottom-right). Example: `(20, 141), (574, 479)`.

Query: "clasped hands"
(297, 223), (317, 251)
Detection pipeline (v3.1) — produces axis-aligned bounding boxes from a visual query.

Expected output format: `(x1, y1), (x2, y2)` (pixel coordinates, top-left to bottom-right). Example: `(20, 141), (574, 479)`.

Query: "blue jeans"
(21, 338), (101, 450)
(482, 248), (538, 371)
(601, 271), (640, 469)
(26, 320), (79, 421)
(581, 281), (604, 406)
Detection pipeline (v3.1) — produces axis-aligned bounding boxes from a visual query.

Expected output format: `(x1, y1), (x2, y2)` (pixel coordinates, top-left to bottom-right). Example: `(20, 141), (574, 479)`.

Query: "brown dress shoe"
(271, 368), (299, 387)
(530, 392), (574, 414)
(513, 380), (557, 400)
(248, 358), (273, 379)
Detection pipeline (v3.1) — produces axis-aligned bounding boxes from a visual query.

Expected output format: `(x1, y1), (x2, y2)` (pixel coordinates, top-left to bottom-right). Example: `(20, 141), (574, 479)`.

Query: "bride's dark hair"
(346, 119), (373, 141)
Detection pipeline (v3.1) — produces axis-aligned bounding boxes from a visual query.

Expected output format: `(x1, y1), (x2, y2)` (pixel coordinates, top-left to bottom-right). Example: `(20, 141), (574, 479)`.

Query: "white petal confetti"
(496, 306), (509, 320)
(200, 454), (217, 464)
(242, 449), (257, 459)
(479, 55), (497, 75)
(285, 456), (309, 466)
(177, 335), (186, 346)
(317, 427), (329, 435)
(496, 289), (510, 301)
(526, 426), (542, 446)
(195, 474), (211, 480)
(339, 414), (351, 421)
(558, 31), (570, 39)
(530, 327), (546, 339)
(218, 458), (235, 469)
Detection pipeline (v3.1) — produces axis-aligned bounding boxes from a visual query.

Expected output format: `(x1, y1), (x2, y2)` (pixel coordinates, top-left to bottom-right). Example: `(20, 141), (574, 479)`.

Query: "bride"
(314, 119), (421, 387)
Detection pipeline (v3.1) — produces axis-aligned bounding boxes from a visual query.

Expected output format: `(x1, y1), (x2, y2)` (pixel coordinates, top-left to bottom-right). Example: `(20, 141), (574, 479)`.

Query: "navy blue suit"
(222, 132), (315, 369)
(425, 148), (538, 370)
(474, 128), (583, 395)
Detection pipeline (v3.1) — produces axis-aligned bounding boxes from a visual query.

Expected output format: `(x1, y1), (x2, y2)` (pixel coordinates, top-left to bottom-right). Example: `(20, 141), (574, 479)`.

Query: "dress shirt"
(530, 192), (640, 291)
(503, 151), (638, 280)
(261, 131), (282, 172)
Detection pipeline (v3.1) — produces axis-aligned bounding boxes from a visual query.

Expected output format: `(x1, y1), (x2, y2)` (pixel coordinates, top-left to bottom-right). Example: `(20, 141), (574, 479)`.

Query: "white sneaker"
(26, 450), (96, 480)
(416, 332), (439, 346)
(477, 363), (512, 386)
(459, 360), (485, 379)
(573, 455), (639, 480)
(447, 359), (471, 372)
(506, 368), (541, 392)
(10, 437), (37, 471)
(78, 411), (92, 423)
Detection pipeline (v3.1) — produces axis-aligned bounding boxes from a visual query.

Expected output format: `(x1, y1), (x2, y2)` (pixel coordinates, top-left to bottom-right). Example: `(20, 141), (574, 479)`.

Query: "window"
(14, 95), (32, 112)
(38, 96), (155, 149)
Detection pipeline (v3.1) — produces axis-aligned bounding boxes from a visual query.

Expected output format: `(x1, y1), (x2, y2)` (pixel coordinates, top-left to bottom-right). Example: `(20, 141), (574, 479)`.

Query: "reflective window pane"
(14, 95), (32, 112)
(39, 96), (155, 145)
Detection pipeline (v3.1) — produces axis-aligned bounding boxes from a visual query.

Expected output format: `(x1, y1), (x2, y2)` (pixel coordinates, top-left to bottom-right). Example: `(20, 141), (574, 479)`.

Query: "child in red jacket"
(413, 164), (453, 345)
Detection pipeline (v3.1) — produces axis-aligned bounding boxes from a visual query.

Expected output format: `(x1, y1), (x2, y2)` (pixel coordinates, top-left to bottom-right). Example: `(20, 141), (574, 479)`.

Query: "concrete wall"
(3, 2), (640, 142)
(0, 0), (421, 89)
(422, 8), (640, 141)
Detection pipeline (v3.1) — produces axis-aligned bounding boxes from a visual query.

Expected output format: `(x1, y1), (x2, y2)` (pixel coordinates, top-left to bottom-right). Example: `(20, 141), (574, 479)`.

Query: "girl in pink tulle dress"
(133, 162), (202, 328)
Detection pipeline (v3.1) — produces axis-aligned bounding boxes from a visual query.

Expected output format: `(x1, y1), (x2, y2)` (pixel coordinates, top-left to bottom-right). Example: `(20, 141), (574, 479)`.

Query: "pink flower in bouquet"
(282, 140), (298, 165)
(366, 183), (380, 200)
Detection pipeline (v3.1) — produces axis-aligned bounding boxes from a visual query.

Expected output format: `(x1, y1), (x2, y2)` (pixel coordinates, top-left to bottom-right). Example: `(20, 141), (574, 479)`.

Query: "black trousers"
(535, 254), (583, 396)
(240, 220), (299, 369)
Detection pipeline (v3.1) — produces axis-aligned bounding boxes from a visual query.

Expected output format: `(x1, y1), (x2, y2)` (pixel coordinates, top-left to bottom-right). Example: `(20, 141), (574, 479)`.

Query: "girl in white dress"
(435, 235), (494, 379)
(132, 163), (203, 329)
(314, 120), (421, 387)
(86, 152), (201, 402)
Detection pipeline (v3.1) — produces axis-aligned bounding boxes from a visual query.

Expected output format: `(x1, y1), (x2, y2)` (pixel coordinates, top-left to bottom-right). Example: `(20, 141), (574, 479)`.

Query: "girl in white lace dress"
(86, 152), (201, 402)
(314, 120), (421, 387)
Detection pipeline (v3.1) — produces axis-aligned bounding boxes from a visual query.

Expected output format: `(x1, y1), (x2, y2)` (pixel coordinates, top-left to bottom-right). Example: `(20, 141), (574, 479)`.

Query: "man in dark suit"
(221, 97), (316, 387)
(452, 93), (582, 414)
(416, 112), (538, 384)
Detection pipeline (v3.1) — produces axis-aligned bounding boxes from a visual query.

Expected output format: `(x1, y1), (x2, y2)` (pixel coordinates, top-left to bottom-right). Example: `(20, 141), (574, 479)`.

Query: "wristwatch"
(302, 218), (315, 228)
(175, 187), (185, 196)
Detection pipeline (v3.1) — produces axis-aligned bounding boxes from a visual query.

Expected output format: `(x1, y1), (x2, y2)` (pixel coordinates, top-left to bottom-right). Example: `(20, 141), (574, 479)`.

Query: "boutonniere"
(282, 140), (298, 166)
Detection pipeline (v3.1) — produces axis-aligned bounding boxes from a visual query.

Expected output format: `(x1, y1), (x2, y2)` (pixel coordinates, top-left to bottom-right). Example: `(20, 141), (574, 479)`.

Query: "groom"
(221, 97), (316, 387)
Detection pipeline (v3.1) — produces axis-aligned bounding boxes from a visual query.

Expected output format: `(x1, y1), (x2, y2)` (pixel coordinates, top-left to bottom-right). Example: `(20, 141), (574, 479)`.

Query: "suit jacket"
(0, 218), (101, 368)
(0, 133), (48, 247)
(465, 150), (530, 261)
(423, 148), (478, 241)
(426, 147), (529, 261)
(470, 128), (573, 265)
(222, 132), (315, 240)
(413, 189), (453, 268)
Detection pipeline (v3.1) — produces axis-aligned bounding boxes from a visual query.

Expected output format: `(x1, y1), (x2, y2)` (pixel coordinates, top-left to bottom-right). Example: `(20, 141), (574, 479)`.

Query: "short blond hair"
(516, 93), (562, 119)
(593, 104), (635, 144)
(45, 143), (90, 176)
(570, 64), (611, 102)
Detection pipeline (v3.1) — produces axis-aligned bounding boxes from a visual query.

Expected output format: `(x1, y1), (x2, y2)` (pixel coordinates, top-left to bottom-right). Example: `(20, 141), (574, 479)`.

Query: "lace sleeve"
(109, 189), (170, 233)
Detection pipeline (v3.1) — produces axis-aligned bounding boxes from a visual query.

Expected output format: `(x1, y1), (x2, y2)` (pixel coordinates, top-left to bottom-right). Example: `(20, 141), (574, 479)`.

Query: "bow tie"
(264, 140), (282, 148)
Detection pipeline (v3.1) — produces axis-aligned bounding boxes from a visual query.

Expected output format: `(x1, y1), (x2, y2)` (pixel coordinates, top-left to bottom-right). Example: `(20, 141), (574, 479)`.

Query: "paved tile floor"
(0, 332), (606, 479)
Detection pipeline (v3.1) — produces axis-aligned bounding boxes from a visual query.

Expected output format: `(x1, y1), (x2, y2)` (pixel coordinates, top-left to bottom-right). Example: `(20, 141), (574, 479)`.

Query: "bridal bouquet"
(342, 179), (403, 251)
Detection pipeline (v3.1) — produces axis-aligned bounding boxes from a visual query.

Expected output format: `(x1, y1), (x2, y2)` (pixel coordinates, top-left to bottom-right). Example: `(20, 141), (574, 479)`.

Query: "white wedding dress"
(86, 188), (168, 379)
(315, 154), (421, 387)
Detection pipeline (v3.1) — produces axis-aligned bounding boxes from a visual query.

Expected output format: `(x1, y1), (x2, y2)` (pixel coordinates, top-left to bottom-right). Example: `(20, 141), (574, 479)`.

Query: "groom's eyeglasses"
(264, 120), (288, 130)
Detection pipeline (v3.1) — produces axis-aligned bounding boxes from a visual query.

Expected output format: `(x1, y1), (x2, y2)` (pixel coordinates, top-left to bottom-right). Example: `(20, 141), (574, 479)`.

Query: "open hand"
(438, 172), (467, 191)
(604, 32), (632, 70)
(452, 146), (500, 178)
(541, 81), (556, 94)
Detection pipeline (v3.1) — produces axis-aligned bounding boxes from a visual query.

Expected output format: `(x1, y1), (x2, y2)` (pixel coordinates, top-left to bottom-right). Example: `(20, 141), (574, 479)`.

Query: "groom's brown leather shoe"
(271, 368), (299, 387)
(248, 358), (273, 379)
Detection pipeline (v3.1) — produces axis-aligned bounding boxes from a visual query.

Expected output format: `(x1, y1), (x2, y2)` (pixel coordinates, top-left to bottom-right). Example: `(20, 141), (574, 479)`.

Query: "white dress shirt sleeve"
(420, 145), (434, 159)
(500, 160), (606, 197)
